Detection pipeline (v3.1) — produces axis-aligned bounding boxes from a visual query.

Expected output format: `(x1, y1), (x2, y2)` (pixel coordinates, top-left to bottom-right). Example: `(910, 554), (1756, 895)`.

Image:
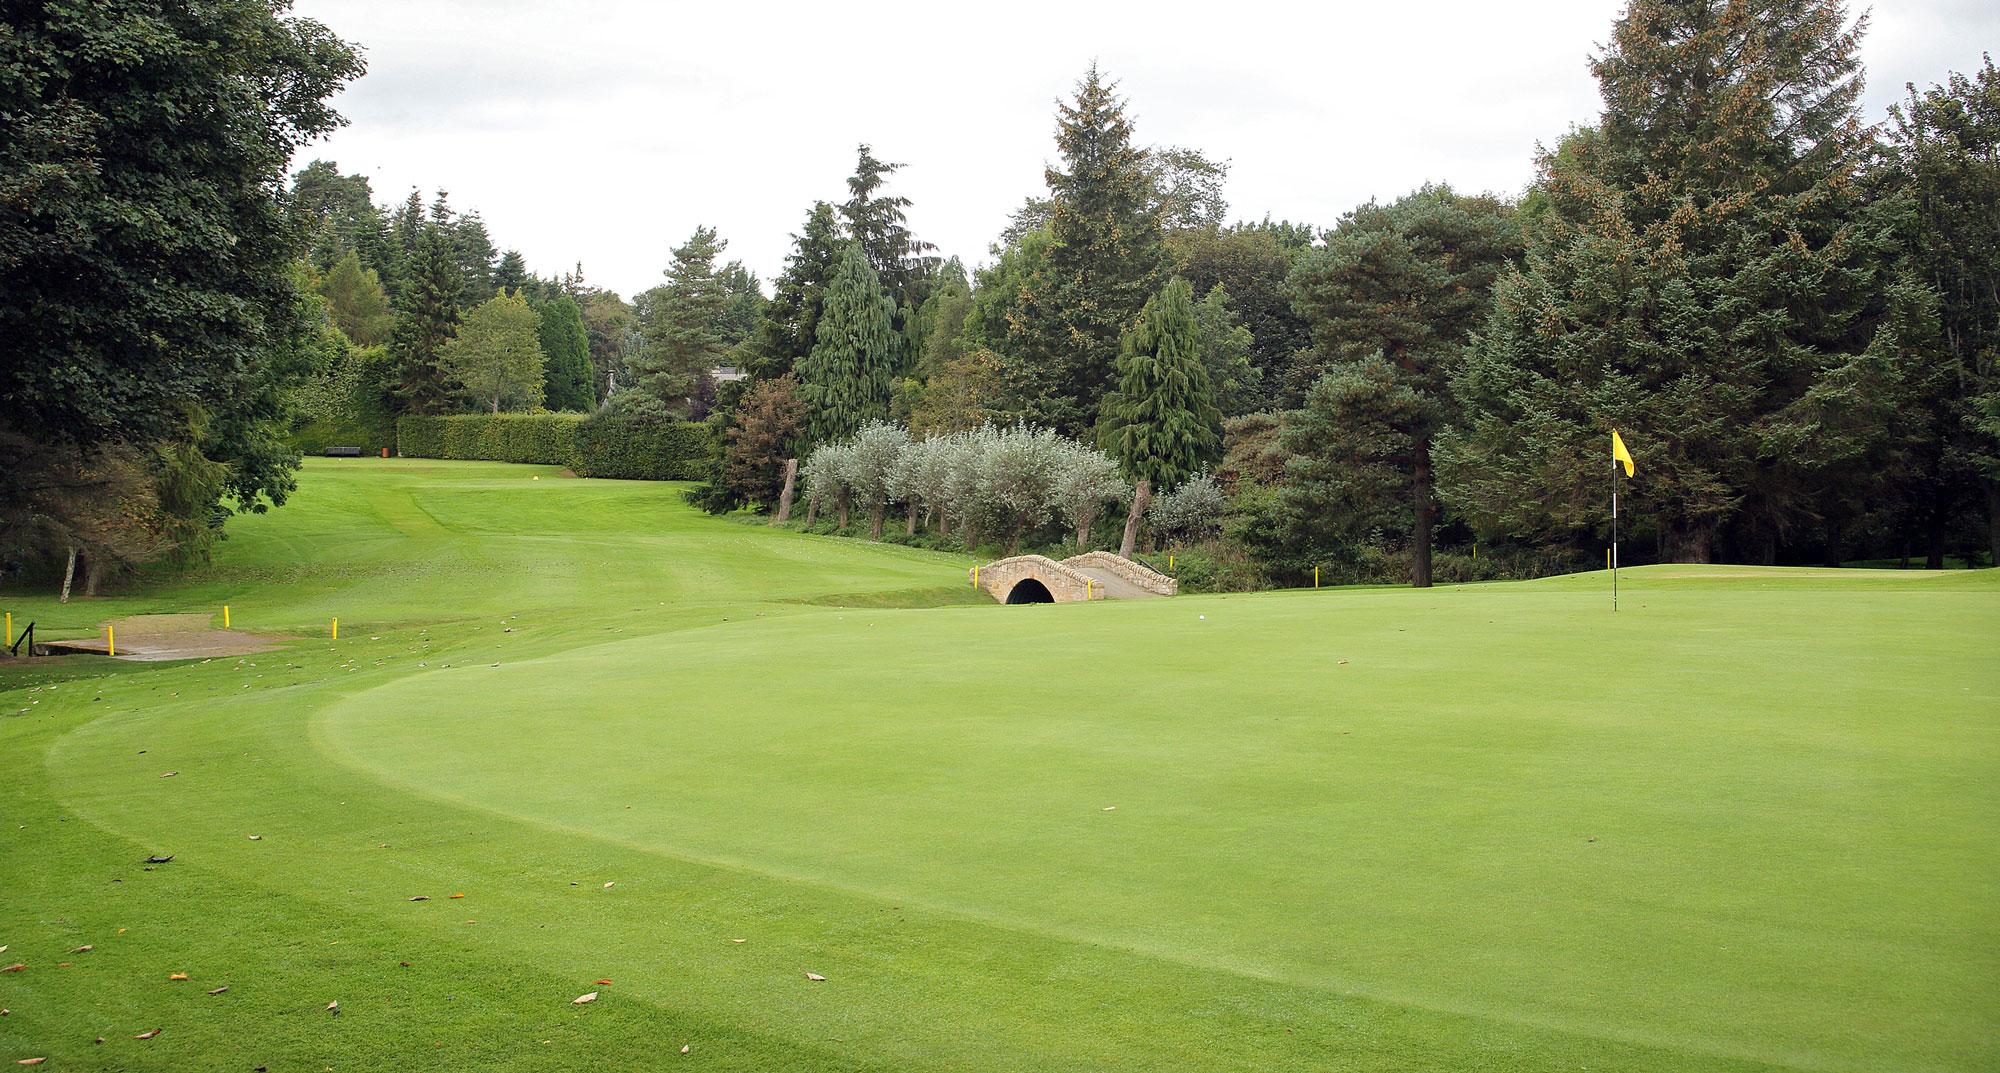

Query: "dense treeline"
(3, 0), (1993, 601)
(703, 3), (1999, 585)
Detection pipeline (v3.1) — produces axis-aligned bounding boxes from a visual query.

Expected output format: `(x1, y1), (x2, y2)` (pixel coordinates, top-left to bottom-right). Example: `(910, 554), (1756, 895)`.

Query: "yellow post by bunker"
(4, 612), (10, 647)
(223, 604), (230, 628)
(107, 625), (115, 657)
(332, 617), (339, 640)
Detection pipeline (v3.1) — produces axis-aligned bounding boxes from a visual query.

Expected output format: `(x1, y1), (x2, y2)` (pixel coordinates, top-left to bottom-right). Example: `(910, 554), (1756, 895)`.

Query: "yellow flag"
(1611, 429), (1635, 477)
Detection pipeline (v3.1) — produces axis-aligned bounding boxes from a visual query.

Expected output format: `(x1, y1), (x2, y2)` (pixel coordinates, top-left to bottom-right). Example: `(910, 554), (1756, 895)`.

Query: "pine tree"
(1285, 184), (1519, 587)
(1439, 0), (1878, 564)
(1011, 65), (1167, 435)
(1102, 278), (1220, 490)
(798, 243), (898, 447)
(390, 222), (463, 413)
(750, 202), (844, 378)
(443, 292), (544, 414)
(537, 296), (594, 412)
(625, 226), (729, 415)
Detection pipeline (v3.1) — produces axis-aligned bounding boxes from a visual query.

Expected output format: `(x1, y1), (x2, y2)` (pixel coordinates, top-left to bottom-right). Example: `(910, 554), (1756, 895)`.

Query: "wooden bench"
(323, 446), (363, 457)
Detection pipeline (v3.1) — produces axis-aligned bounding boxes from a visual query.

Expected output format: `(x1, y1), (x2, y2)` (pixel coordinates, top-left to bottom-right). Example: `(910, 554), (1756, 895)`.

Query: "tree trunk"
(836, 490), (850, 530)
(491, 396), (500, 415)
(1119, 479), (1151, 559)
(84, 557), (105, 598)
(1925, 497), (1948, 570)
(1986, 481), (2000, 569)
(905, 500), (918, 536)
(59, 545), (77, 604)
(1665, 525), (1714, 563)
(773, 458), (797, 524)
(804, 492), (819, 527)
(936, 506), (949, 537)
(1008, 521), (1022, 556)
(1411, 440), (1434, 588)
(1075, 519), (1091, 552)
(870, 504), (885, 541)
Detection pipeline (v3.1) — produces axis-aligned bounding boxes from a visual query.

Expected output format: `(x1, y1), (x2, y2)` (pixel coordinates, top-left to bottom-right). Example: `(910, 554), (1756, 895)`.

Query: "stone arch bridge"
(972, 551), (1178, 604)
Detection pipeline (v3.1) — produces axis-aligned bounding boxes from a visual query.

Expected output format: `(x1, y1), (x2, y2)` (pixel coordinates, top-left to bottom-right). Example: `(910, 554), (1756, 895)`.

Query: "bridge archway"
(1005, 578), (1055, 604)
(970, 553), (1179, 604)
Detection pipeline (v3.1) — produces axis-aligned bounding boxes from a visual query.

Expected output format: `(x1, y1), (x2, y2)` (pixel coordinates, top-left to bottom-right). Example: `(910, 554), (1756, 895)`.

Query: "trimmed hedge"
(396, 413), (584, 466)
(395, 412), (712, 481)
(573, 415), (713, 481)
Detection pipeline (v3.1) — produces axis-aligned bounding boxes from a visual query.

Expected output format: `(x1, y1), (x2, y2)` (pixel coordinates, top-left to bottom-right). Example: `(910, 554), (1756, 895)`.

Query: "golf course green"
(2, 459), (1994, 1071)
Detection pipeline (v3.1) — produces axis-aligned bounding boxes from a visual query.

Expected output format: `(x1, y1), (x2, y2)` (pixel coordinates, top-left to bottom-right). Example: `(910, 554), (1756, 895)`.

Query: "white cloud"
(289, 0), (1998, 298)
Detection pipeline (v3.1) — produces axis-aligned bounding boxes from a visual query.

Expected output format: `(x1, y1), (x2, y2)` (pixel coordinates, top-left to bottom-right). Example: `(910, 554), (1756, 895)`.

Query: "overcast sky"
(289, 0), (1997, 299)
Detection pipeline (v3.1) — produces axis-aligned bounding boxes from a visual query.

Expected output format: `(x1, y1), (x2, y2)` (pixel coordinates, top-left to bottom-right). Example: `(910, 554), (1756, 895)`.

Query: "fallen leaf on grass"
(326, 1001), (339, 1015)
(144, 855), (173, 864)
(594, 978), (612, 986)
(448, 893), (464, 899)
(729, 939), (745, 944)
(572, 992), (598, 1005)
(680, 1045), (691, 1054)
(168, 972), (189, 981)
(207, 986), (228, 995)
(2, 965), (25, 974)
(407, 895), (429, 902)
(602, 882), (614, 889)
(17, 1058), (45, 1065)
(69, 945), (92, 954)
(160, 772), (177, 778)
(135, 1028), (160, 1039)
(247, 835), (262, 841)
(804, 972), (826, 982)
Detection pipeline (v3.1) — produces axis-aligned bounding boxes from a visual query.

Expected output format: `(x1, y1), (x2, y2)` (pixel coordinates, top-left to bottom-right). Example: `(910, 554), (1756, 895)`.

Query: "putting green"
(2, 460), (1994, 1072)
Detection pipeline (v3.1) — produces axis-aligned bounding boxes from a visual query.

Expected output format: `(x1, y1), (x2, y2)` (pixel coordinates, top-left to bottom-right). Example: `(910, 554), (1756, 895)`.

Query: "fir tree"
(537, 296), (594, 412)
(452, 211), (499, 305)
(1440, 0), (1878, 564)
(1011, 65), (1167, 435)
(798, 243), (898, 447)
(750, 202), (844, 378)
(840, 144), (937, 314)
(390, 222), (463, 413)
(495, 250), (528, 296)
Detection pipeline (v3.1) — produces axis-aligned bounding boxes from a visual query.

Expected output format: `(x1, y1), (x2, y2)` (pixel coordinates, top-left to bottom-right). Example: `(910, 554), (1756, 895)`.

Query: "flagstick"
(1612, 455), (1620, 612)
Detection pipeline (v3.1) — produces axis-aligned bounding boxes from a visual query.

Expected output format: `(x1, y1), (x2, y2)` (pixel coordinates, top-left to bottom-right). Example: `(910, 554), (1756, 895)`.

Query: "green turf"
(2, 458), (1994, 1071)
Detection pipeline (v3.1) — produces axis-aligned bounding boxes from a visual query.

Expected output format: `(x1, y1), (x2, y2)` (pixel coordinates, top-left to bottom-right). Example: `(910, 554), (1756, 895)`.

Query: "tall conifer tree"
(798, 243), (897, 447)
(537, 296), (594, 412)
(1011, 65), (1166, 435)
(390, 223), (462, 413)
(1102, 277), (1220, 490)
(750, 203), (844, 379)
(1440, 0), (1878, 563)
(624, 227), (729, 415)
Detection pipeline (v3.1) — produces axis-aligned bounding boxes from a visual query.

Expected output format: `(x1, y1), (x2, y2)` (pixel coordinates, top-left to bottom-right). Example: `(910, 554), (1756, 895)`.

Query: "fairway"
(3, 459), (1995, 1072)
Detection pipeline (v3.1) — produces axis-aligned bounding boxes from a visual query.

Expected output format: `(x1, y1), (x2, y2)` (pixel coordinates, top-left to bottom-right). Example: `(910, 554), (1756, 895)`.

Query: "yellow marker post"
(972, 566), (979, 590)
(1169, 554), (1175, 573)
(107, 625), (115, 658)
(1607, 548), (1612, 569)
(1086, 578), (1094, 600)
(4, 612), (11, 647)
(1314, 565), (1320, 589)
(331, 617), (339, 640)
(223, 604), (230, 628)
